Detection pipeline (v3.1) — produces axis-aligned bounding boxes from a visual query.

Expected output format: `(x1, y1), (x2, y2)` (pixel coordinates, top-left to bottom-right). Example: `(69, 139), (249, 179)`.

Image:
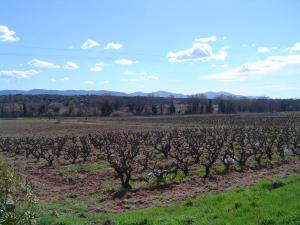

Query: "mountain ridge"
(0, 89), (260, 99)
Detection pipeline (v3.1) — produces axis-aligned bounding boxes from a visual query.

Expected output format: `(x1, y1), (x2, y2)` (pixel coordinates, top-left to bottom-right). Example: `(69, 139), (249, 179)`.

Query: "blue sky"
(0, 0), (300, 98)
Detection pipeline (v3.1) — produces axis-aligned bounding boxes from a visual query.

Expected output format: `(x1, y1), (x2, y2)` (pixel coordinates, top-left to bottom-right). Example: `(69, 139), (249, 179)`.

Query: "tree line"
(0, 94), (300, 117)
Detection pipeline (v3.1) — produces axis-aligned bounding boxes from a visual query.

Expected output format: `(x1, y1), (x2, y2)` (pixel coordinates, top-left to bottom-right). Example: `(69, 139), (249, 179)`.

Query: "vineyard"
(1, 124), (300, 189)
(0, 114), (300, 224)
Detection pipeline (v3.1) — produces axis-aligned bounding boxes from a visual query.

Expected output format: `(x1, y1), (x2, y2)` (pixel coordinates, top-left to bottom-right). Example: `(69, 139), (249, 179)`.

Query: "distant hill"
(0, 89), (258, 99)
(0, 89), (128, 96)
(129, 91), (187, 98)
(201, 91), (248, 99)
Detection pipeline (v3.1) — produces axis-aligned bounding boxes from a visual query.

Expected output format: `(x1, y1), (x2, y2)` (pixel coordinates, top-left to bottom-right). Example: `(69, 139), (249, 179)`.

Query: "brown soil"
(1, 151), (299, 213)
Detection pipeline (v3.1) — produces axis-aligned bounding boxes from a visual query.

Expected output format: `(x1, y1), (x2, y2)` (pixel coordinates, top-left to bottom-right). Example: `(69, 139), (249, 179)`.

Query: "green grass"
(86, 162), (109, 172)
(37, 174), (300, 225)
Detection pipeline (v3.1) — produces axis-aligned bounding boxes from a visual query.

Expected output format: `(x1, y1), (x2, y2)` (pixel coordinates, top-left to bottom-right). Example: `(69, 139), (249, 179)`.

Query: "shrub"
(0, 158), (37, 225)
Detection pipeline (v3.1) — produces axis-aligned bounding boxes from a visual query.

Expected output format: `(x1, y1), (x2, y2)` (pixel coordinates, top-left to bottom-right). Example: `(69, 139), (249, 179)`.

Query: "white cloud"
(221, 64), (229, 68)
(124, 71), (134, 75)
(104, 42), (123, 50)
(194, 35), (217, 43)
(203, 54), (300, 82)
(146, 75), (159, 81)
(60, 76), (70, 81)
(167, 37), (229, 63)
(288, 42), (300, 51)
(85, 80), (94, 85)
(28, 59), (60, 69)
(121, 71), (159, 82)
(0, 70), (39, 79)
(0, 25), (19, 42)
(90, 62), (104, 72)
(101, 80), (109, 84)
(50, 77), (69, 82)
(210, 64), (217, 68)
(115, 59), (138, 65)
(257, 47), (270, 53)
(64, 61), (79, 70)
(81, 39), (100, 50)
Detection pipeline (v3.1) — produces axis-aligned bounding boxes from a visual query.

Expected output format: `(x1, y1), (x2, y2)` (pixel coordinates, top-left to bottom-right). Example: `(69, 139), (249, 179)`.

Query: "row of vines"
(0, 125), (300, 190)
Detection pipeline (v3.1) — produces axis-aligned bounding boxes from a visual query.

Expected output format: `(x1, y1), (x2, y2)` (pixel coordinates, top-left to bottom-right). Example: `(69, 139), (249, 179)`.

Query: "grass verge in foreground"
(38, 174), (300, 225)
